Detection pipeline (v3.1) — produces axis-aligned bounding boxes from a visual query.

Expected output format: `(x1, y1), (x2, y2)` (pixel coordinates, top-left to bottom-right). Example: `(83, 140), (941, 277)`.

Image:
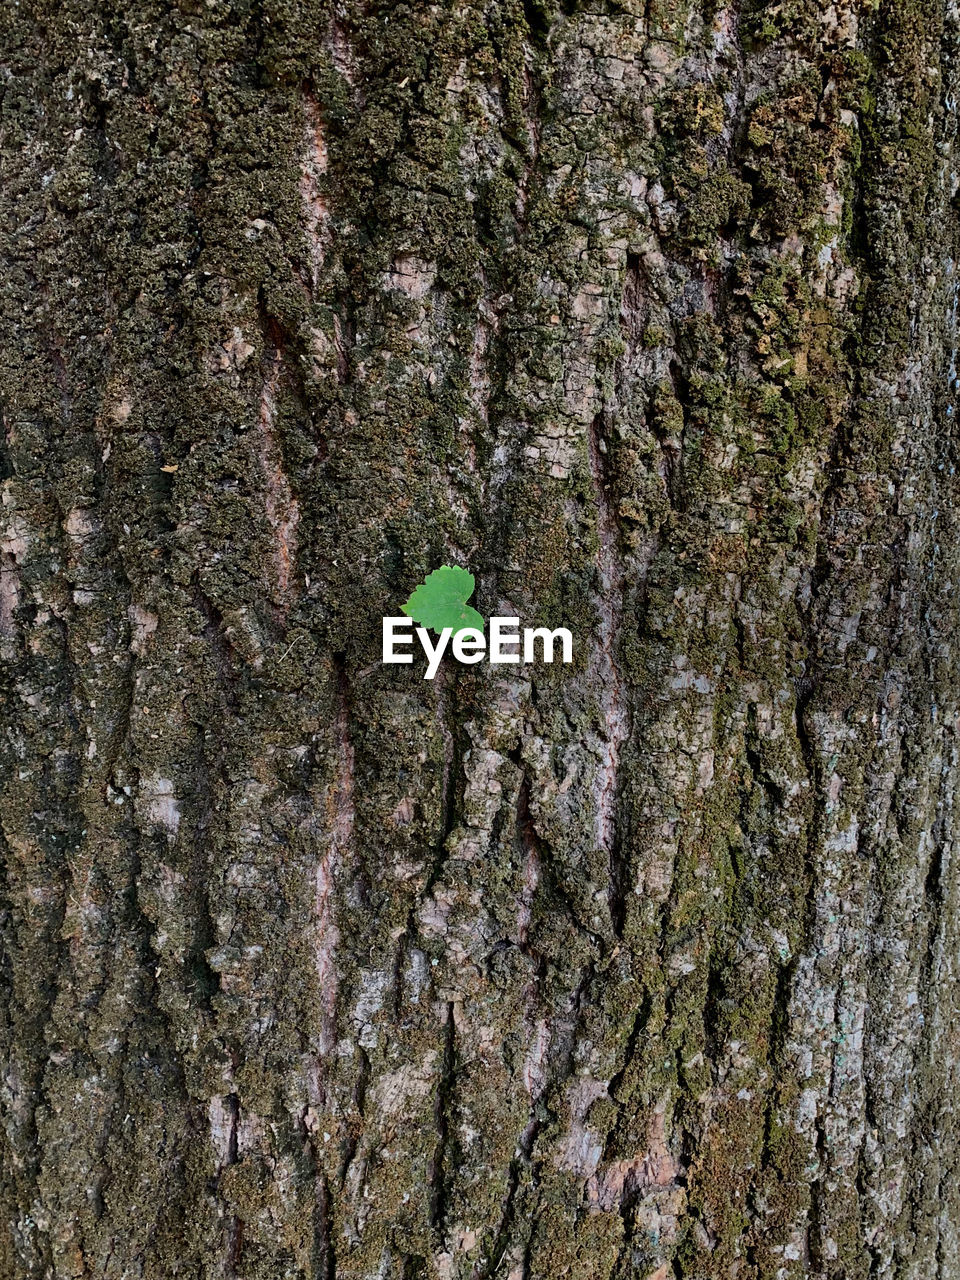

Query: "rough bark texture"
(2, 1), (960, 1277)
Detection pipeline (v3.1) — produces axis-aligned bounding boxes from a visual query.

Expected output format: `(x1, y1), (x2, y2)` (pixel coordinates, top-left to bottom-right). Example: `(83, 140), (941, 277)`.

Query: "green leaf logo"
(401, 566), (484, 638)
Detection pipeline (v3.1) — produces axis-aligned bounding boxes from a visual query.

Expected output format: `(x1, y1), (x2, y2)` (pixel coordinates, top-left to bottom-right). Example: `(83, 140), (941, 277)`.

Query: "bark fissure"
(586, 413), (630, 939)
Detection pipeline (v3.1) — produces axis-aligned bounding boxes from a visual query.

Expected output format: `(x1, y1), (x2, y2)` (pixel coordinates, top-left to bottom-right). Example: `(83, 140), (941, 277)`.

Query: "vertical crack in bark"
(466, 772), (547, 1277)
(429, 1000), (456, 1235)
(210, 1091), (243, 1277)
(256, 344), (300, 606)
(319, 1170), (337, 1280)
(331, 312), (353, 386)
(513, 57), (543, 229)
(0, 550), (19, 643)
(472, 1109), (540, 1280)
(808, 979), (843, 1273)
(317, 656), (353, 1057)
(327, 7), (359, 91)
(423, 667), (460, 897)
(299, 1108), (337, 1280)
(338, 1045), (371, 1193)
(587, 413), (630, 937)
(300, 91), (330, 294)
(193, 578), (242, 697)
(792, 677), (821, 944)
(515, 773), (541, 953)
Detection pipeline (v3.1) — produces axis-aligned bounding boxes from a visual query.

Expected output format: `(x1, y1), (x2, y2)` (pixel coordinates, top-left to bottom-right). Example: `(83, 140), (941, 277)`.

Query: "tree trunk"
(2, 1), (959, 1276)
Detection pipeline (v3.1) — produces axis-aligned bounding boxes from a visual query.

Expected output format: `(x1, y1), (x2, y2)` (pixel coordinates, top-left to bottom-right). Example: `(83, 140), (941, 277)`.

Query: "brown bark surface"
(1, 1), (959, 1277)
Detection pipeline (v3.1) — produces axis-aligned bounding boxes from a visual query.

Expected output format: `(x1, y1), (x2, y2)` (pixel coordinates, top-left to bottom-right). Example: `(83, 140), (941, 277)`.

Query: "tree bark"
(2, 1), (959, 1276)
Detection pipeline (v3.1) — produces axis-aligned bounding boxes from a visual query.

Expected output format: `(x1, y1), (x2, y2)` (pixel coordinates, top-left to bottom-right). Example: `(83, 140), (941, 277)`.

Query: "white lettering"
(523, 627), (573, 664)
(383, 617), (414, 663)
(418, 626), (452, 680)
(490, 617), (521, 663)
(384, 617), (575, 673)
(452, 627), (486, 663)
